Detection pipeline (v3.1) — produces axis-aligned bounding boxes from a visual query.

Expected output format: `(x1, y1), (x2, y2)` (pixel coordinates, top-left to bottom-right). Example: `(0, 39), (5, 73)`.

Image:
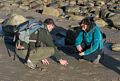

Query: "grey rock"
(29, 1), (41, 9)
(0, 2), (4, 9)
(77, 0), (87, 5)
(69, 14), (84, 20)
(19, 5), (29, 10)
(42, 7), (62, 17)
(65, 5), (80, 14)
(58, 1), (69, 7)
(69, 0), (77, 6)
(107, 14), (120, 29)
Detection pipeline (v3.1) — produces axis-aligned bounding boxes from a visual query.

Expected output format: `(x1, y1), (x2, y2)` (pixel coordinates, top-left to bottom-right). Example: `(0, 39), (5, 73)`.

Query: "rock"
(36, 0), (44, 5)
(95, 18), (107, 28)
(69, 15), (84, 21)
(112, 43), (120, 52)
(19, 5), (29, 10)
(41, 67), (47, 72)
(100, 7), (120, 29)
(69, 0), (77, 6)
(87, 2), (94, 7)
(2, 13), (27, 26)
(42, 0), (53, 6)
(29, 1), (41, 9)
(0, 2), (4, 9)
(22, 0), (32, 6)
(59, 78), (65, 81)
(77, 0), (87, 5)
(42, 7), (61, 17)
(58, 1), (69, 7)
(94, 0), (105, 6)
(0, 18), (4, 23)
(107, 14), (120, 29)
(65, 5), (80, 14)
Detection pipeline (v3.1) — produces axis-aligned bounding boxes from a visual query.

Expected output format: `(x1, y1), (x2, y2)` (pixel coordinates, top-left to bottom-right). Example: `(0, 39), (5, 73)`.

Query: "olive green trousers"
(16, 47), (55, 64)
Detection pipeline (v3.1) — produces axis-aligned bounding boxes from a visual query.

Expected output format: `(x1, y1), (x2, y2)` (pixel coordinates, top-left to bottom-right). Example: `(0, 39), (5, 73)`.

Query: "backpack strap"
(24, 29), (41, 63)
(35, 29), (41, 47)
(25, 43), (30, 63)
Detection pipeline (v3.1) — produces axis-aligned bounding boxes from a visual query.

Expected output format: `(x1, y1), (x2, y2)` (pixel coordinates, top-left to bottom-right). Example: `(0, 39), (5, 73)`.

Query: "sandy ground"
(0, 11), (120, 81)
(0, 35), (120, 81)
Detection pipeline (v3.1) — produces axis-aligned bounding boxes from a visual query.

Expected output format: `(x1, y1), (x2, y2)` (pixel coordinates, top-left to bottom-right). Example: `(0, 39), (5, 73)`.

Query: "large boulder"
(42, 7), (62, 17)
(65, 5), (80, 14)
(69, 15), (84, 21)
(107, 14), (120, 29)
(100, 7), (120, 29)
(2, 14), (27, 26)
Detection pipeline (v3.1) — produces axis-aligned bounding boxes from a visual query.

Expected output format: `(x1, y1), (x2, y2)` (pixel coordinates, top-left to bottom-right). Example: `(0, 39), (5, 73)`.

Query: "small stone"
(69, 66), (74, 70)
(41, 67), (47, 72)
(59, 79), (65, 81)
(0, 18), (4, 23)
(60, 66), (66, 70)
(112, 43), (120, 52)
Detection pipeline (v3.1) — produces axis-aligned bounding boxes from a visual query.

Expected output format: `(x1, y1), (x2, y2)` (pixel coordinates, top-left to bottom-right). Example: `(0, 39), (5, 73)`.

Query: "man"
(16, 18), (68, 69)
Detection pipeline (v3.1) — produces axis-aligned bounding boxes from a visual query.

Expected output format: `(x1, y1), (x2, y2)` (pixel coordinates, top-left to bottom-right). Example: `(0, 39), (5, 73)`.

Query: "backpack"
(2, 17), (44, 48)
(15, 19), (44, 44)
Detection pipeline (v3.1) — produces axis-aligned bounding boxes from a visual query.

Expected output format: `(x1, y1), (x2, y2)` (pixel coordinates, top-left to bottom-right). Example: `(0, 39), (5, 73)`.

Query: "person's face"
(81, 23), (88, 31)
(47, 24), (55, 32)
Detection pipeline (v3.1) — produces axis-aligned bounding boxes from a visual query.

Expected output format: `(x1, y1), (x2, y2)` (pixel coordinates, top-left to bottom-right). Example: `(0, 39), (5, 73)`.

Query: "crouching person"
(16, 18), (68, 69)
(75, 17), (104, 64)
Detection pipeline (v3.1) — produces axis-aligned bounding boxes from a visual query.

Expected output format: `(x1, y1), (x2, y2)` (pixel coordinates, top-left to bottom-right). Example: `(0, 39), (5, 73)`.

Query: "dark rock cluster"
(0, 0), (119, 29)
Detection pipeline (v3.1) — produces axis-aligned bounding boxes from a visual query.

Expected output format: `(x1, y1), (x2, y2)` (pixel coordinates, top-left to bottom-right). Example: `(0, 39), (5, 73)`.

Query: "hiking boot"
(25, 59), (36, 69)
(93, 55), (101, 64)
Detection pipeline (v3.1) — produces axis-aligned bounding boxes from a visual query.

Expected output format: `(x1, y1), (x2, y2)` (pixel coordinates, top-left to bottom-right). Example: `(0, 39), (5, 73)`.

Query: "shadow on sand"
(3, 36), (16, 60)
(59, 45), (120, 75)
(3, 36), (26, 64)
(100, 53), (120, 75)
(1, 31), (120, 75)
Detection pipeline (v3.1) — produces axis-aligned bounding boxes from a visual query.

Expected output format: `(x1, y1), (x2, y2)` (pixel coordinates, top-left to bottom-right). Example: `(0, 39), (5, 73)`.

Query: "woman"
(75, 17), (104, 64)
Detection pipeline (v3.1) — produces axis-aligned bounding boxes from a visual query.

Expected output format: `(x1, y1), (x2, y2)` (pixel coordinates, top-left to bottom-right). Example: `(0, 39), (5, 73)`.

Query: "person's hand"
(79, 52), (84, 56)
(59, 59), (68, 66)
(76, 45), (82, 52)
(41, 59), (49, 65)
